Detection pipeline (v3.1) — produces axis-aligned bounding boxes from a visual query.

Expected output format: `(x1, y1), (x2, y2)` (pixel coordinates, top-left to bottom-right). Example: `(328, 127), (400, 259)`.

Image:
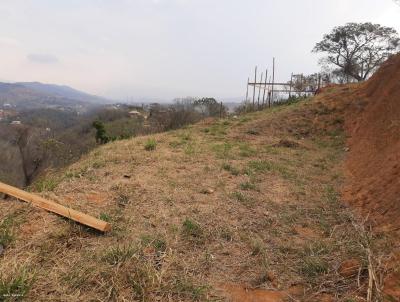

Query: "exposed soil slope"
(344, 54), (400, 236)
(311, 54), (400, 299)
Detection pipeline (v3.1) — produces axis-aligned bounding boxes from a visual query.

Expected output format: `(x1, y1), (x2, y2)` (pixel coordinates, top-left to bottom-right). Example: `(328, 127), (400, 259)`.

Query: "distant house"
(3, 103), (11, 108)
(10, 120), (21, 125)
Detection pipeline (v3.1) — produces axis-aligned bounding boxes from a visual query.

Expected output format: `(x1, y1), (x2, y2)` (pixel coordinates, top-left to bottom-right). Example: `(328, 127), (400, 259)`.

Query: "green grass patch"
(182, 219), (203, 240)
(99, 213), (112, 222)
(240, 181), (257, 191)
(34, 177), (59, 192)
(144, 138), (157, 151)
(212, 142), (234, 159)
(0, 269), (33, 301)
(299, 257), (328, 278)
(231, 191), (249, 203)
(238, 143), (257, 157)
(169, 278), (208, 301)
(0, 216), (14, 248)
(222, 163), (240, 176)
(102, 244), (138, 265)
(247, 160), (294, 179)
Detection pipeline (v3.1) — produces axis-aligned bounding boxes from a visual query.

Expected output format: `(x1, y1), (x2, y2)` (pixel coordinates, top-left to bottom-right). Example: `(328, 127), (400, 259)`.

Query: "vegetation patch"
(239, 181), (257, 191)
(144, 138), (157, 151)
(102, 244), (138, 265)
(182, 219), (203, 241)
(0, 216), (15, 248)
(222, 163), (240, 176)
(212, 142), (233, 159)
(33, 177), (60, 192)
(0, 269), (33, 301)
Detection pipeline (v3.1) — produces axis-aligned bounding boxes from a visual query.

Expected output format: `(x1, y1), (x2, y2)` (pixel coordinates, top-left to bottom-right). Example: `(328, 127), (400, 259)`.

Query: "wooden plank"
(0, 181), (111, 232)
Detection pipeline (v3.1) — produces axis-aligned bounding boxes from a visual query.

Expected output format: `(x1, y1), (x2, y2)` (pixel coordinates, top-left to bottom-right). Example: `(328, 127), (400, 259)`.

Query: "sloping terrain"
(1, 96), (388, 301)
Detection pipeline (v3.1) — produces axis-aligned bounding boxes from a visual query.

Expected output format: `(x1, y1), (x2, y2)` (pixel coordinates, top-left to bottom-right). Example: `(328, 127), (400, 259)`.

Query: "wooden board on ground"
(0, 181), (111, 232)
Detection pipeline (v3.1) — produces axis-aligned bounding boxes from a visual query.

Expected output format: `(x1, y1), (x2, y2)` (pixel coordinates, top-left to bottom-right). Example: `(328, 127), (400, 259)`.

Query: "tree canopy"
(313, 22), (399, 82)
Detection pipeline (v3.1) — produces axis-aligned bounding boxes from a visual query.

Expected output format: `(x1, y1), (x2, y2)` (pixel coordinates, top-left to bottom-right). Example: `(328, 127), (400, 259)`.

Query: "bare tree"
(11, 126), (50, 186)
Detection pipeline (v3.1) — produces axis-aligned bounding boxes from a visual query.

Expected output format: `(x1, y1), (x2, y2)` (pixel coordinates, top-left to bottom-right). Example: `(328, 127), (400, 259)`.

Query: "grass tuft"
(182, 219), (203, 240)
(0, 217), (15, 248)
(0, 269), (33, 301)
(144, 138), (157, 151)
(222, 163), (240, 176)
(102, 245), (137, 265)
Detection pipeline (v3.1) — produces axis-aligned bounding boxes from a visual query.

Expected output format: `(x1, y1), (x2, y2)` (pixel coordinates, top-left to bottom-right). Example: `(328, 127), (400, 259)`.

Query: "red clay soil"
(319, 53), (400, 299)
(343, 54), (400, 237)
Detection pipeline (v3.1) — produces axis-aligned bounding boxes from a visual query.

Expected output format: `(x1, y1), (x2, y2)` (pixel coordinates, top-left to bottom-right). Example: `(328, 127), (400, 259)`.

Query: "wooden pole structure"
(289, 73), (293, 98)
(245, 77), (249, 104)
(0, 181), (111, 232)
(220, 102), (223, 118)
(252, 66), (257, 110)
(257, 71), (263, 110)
(317, 73), (321, 91)
(267, 75), (272, 107)
(270, 57), (275, 107)
(262, 69), (268, 108)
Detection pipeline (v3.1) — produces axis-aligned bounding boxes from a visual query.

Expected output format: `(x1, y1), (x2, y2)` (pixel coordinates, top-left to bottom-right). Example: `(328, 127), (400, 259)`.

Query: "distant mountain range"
(0, 82), (112, 110)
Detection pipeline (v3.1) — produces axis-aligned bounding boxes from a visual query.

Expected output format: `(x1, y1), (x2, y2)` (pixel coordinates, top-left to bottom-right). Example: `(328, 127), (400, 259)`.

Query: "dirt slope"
(312, 53), (400, 299)
(344, 54), (400, 235)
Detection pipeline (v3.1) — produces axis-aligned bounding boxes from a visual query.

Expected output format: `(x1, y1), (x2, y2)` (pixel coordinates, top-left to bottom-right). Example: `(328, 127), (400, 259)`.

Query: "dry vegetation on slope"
(0, 98), (393, 301)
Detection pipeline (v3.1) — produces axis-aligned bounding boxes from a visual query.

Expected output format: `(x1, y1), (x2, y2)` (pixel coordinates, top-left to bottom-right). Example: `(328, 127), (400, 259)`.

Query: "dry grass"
(0, 99), (391, 301)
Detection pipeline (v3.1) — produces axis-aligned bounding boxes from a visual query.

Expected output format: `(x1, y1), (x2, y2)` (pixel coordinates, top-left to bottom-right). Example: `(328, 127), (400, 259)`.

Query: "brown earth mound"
(314, 53), (400, 299)
(343, 54), (400, 236)
(345, 54), (400, 299)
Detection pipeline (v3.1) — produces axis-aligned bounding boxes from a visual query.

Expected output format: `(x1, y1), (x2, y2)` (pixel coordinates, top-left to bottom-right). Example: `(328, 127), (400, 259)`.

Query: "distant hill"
(0, 82), (111, 110)
(18, 82), (111, 105)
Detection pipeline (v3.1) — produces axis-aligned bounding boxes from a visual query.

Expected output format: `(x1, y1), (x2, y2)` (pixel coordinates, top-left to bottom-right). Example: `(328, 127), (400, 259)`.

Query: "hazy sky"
(0, 0), (399, 101)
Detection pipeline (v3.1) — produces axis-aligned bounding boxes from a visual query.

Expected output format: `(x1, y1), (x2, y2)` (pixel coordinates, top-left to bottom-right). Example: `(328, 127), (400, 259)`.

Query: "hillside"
(1, 55), (400, 300)
(0, 82), (109, 110)
(17, 82), (111, 105)
(1, 95), (392, 301)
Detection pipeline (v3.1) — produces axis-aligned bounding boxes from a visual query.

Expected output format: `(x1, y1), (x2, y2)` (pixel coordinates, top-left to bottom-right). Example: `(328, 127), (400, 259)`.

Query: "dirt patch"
(219, 284), (303, 302)
(220, 285), (286, 302)
(273, 139), (300, 149)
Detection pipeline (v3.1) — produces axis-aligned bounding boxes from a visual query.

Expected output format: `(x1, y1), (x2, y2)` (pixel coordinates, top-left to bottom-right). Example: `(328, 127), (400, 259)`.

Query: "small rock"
(339, 259), (361, 278)
(201, 188), (214, 194)
(123, 174), (131, 179)
(344, 147), (350, 152)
